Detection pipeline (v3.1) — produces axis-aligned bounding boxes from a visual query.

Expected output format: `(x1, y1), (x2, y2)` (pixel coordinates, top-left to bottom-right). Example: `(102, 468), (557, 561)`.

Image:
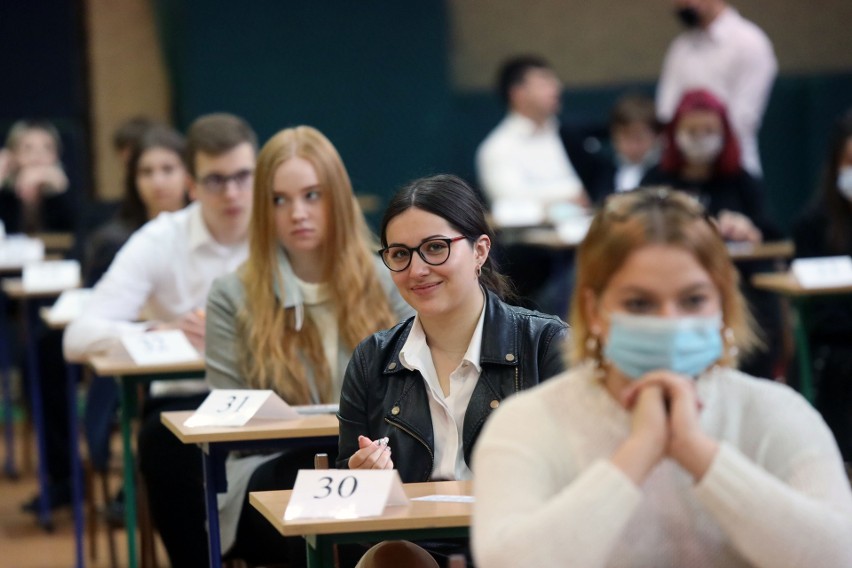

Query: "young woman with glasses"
(472, 188), (852, 568)
(168, 126), (413, 567)
(336, 174), (568, 565)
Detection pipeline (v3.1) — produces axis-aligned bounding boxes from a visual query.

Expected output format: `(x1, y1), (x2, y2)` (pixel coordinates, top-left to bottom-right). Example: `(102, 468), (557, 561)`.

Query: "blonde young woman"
(167, 126), (412, 568)
(473, 188), (852, 568)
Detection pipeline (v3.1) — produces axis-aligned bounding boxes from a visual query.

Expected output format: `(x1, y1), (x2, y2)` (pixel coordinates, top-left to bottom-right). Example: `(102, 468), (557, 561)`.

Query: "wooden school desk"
(161, 410), (338, 568)
(752, 272), (852, 404)
(250, 480), (473, 568)
(88, 349), (205, 568)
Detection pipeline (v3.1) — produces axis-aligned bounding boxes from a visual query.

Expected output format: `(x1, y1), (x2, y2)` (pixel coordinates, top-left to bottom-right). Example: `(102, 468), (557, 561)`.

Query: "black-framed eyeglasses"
(378, 236), (468, 272)
(197, 169), (254, 195)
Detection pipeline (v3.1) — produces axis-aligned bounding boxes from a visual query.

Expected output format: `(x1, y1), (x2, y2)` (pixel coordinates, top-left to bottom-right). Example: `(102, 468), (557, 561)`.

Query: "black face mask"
(675, 6), (701, 28)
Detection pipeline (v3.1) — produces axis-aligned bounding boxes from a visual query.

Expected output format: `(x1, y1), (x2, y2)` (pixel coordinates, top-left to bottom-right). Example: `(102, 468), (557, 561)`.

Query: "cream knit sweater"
(472, 365), (852, 567)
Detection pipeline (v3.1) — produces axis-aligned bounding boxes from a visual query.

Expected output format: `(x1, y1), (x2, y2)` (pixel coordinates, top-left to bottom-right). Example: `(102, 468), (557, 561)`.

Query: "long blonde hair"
(239, 126), (397, 403)
(569, 187), (761, 367)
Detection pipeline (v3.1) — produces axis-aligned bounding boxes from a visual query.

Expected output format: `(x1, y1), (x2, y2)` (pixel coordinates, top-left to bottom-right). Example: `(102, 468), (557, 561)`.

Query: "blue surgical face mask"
(602, 312), (723, 380)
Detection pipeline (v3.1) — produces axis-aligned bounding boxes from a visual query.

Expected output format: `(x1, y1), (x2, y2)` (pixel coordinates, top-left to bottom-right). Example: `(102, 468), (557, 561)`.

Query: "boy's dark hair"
(184, 113), (257, 177)
(497, 55), (552, 106)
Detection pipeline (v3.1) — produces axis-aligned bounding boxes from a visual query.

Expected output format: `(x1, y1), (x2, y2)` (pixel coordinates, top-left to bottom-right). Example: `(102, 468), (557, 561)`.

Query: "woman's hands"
(612, 371), (718, 484)
(347, 435), (394, 470)
(716, 210), (762, 243)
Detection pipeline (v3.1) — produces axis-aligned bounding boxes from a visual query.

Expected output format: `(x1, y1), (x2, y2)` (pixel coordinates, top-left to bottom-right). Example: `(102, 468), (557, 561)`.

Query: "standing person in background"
(793, 109), (852, 463)
(473, 188), (852, 568)
(657, 0), (777, 176)
(0, 119), (74, 233)
(642, 89), (784, 380)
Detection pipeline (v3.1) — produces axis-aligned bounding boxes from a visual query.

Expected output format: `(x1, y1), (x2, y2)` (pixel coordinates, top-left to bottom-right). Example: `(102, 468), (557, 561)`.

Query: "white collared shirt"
(656, 7), (777, 175)
(398, 303), (486, 480)
(476, 112), (584, 206)
(64, 202), (248, 373)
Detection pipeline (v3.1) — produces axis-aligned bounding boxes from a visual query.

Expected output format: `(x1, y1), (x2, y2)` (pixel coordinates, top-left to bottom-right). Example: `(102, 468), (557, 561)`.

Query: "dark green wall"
(154, 0), (453, 227)
(154, 1), (852, 233)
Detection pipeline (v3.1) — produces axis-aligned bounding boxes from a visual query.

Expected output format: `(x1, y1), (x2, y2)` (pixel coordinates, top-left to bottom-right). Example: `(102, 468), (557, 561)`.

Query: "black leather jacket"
(336, 290), (568, 481)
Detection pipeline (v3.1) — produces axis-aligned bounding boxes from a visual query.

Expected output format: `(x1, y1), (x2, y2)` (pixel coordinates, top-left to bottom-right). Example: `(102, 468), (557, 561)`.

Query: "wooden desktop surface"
(509, 229), (794, 261)
(752, 272), (852, 297)
(88, 345), (205, 376)
(250, 480), (473, 537)
(1, 277), (80, 299)
(161, 410), (339, 444)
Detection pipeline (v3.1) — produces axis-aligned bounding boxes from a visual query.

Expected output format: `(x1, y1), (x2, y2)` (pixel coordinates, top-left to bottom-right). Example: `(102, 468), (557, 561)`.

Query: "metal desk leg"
(67, 362), (84, 568)
(306, 535), (336, 568)
(201, 444), (226, 568)
(119, 377), (139, 568)
(23, 299), (53, 530)
(791, 299), (815, 404)
(0, 289), (17, 478)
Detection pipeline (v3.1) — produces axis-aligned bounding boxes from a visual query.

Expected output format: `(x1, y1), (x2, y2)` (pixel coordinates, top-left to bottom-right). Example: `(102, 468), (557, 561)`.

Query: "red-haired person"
(641, 88), (783, 380)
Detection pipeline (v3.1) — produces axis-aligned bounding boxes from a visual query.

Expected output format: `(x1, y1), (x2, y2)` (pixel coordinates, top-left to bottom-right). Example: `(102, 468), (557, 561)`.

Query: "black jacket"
(336, 290), (568, 481)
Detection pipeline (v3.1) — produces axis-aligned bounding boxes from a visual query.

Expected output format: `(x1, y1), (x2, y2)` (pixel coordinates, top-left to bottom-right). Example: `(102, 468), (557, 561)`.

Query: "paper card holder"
(284, 469), (408, 521)
(120, 329), (200, 366)
(184, 389), (302, 428)
(23, 259), (80, 292)
(791, 256), (852, 289)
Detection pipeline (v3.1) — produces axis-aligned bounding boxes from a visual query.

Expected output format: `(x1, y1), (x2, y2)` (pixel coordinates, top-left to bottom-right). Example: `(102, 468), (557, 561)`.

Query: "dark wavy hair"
(119, 125), (189, 229)
(815, 109), (852, 252)
(660, 89), (741, 177)
(380, 174), (514, 300)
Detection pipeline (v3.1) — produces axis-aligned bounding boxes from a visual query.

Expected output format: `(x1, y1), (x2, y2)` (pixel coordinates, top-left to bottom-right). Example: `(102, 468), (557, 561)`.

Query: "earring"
(475, 264), (482, 278)
(723, 327), (738, 360)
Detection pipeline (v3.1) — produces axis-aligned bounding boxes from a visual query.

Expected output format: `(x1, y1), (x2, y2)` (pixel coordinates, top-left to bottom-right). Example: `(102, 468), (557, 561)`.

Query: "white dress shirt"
(656, 7), (777, 175)
(398, 303), (486, 480)
(63, 203), (248, 392)
(476, 112), (584, 207)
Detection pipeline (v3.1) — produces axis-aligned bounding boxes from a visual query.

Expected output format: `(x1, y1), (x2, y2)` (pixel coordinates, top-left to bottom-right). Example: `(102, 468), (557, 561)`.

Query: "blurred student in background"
(793, 109), (852, 462)
(586, 92), (662, 203)
(642, 88), (783, 379)
(0, 119), (74, 233)
(657, 0), (777, 176)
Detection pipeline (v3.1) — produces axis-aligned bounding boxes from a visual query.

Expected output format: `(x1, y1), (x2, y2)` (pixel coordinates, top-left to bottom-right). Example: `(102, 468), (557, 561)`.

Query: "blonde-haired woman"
(473, 188), (852, 568)
(170, 126), (412, 567)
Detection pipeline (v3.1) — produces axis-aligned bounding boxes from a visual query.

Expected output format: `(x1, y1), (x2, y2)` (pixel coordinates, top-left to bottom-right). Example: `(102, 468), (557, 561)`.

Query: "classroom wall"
(85, 0), (171, 200)
(5, 1), (850, 234)
(449, 0), (852, 89)
(0, 0), (90, 201)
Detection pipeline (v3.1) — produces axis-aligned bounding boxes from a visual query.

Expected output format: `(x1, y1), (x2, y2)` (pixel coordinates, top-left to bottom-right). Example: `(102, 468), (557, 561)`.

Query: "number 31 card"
(184, 389), (302, 427)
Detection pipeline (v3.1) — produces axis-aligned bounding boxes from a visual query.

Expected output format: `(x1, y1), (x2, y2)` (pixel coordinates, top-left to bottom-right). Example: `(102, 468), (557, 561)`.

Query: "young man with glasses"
(62, 113), (256, 565)
(64, 113), (256, 359)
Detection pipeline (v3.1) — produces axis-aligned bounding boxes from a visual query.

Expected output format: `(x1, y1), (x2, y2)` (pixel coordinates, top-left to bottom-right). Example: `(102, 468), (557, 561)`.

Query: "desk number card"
(49, 288), (93, 323)
(284, 469), (408, 521)
(791, 256), (852, 289)
(0, 236), (44, 269)
(121, 329), (200, 366)
(23, 259), (81, 292)
(184, 389), (302, 428)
